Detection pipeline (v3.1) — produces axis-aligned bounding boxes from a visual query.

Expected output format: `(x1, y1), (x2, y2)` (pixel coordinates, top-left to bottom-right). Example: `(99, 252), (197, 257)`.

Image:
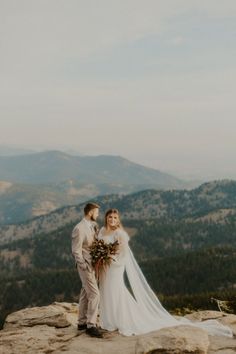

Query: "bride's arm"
(112, 229), (129, 265)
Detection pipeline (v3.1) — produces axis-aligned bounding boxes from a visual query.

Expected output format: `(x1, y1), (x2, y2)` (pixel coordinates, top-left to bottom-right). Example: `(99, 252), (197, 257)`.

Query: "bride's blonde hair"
(104, 208), (123, 229)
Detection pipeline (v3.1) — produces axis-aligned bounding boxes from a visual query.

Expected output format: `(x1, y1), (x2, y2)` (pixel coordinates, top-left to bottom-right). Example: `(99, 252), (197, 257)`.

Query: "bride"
(98, 208), (233, 337)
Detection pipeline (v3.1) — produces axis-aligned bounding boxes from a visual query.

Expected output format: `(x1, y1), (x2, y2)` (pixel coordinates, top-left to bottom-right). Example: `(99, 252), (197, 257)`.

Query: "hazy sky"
(1, 1), (236, 180)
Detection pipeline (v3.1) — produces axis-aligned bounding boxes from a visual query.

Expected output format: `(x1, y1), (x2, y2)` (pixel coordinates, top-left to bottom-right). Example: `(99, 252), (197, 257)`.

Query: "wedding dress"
(98, 227), (233, 337)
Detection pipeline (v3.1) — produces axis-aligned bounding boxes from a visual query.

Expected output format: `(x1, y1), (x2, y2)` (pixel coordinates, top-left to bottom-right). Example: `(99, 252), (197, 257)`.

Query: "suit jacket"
(71, 218), (98, 270)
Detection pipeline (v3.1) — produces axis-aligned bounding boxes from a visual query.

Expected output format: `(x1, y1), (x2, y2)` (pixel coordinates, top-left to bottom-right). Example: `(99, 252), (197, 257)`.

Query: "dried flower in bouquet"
(90, 239), (119, 278)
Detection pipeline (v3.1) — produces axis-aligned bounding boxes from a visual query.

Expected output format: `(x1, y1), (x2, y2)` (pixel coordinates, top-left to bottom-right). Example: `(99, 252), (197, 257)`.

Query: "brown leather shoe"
(77, 324), (87, 330)
(86, 326), (104, 338)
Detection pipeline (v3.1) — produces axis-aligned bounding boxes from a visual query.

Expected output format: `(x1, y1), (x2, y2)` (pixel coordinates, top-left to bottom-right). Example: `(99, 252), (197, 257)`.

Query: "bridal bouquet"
(90, 239), (119, 277)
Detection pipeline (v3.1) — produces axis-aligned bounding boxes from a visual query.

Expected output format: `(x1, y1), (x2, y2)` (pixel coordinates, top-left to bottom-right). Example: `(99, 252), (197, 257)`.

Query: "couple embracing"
(72, 203), (233, 339)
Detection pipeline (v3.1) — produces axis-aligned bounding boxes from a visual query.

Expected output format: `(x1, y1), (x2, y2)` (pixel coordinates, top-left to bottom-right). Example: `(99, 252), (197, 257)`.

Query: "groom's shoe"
(86, 326), (104, 338)
(77, 324), (87, 330)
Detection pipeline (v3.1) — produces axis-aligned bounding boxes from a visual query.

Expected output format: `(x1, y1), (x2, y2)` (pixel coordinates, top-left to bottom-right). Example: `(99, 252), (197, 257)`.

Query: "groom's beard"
(90, 215), (97, 222)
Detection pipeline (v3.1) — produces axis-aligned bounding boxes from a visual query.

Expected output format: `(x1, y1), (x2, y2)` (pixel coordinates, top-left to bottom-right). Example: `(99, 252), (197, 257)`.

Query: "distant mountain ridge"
(0, 150), (187, 186)
(0, 150), (198, 224)
(0, 179), (235, 245)
(0, 179), (150, 224)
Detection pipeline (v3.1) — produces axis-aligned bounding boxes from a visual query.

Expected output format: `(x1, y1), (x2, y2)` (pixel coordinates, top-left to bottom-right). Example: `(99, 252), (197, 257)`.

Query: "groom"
(71, 202), (103, 338)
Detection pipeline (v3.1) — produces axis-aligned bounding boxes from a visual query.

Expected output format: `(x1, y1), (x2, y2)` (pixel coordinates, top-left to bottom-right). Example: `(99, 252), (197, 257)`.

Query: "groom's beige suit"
(71, 218), (99, 327)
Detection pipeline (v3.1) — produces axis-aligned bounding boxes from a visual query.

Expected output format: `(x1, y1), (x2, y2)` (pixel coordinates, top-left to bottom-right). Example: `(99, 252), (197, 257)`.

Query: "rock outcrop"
(0, 302), (235, 354)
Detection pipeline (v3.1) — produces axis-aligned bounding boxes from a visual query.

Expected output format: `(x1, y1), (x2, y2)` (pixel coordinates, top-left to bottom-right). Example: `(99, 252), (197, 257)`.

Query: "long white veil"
(125, 246), (233, 337)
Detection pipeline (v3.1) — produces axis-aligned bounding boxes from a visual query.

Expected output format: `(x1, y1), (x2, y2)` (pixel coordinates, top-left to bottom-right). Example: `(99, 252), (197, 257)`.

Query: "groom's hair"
(84, 202), (100, 215)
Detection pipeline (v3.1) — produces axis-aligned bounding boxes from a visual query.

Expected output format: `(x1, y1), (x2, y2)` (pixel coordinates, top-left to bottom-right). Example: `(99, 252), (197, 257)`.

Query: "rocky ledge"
(0, 302), (236, 354)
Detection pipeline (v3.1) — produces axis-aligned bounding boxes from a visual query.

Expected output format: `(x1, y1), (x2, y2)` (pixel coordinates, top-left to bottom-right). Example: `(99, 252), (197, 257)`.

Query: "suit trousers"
(77, 266), (100, 327)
